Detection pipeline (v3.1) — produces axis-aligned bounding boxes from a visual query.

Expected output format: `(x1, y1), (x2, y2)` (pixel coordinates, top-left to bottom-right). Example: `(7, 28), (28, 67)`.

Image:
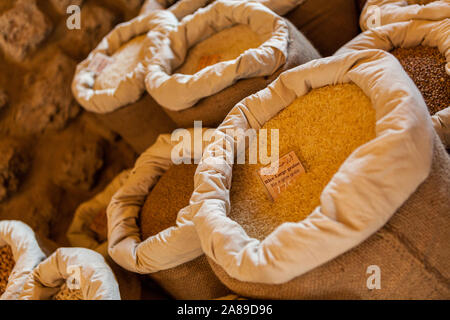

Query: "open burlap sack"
(20, 248), (120, 300)
(108, 129), (230, 299)
(0, 221), (46, 300)
(66, 170), (144, 300)
(336, 19), (450, 149)
(72, 10), (178, 153)
(67, 170), (130, 253)
(360, 0), (450, 31)
(145, 0), (320, 128)
(190, 50), (449, 299)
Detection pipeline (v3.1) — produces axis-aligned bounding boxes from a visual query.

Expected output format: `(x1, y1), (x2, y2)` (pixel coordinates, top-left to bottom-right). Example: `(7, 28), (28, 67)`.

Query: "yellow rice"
(229, 83), (376, 240)
(175, 24), (264, 75)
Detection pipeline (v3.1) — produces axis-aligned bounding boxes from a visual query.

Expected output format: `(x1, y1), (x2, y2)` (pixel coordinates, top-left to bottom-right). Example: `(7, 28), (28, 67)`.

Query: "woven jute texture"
(151, 255), (230, 300)
(162, 20), (321, 128)
(140, 164), (230, 300)
(95, 93), (177, 154)
(209, 133), (450, 299)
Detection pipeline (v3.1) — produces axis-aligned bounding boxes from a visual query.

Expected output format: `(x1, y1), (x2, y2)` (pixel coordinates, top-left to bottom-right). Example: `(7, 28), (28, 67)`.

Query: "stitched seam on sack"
(384, 224), (450, 290)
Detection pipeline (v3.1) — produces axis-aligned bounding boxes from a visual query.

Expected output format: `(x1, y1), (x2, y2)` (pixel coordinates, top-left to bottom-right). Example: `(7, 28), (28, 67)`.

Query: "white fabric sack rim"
(336, 19), (450, 148)
(0, 220), (46, 300)
(145, 0), (289, 112)
(190, 49), (434, 284)
(360, 0), (450, 31)
(107, 129), (213, 274)
(20, 248), (120, 300)
(72, 10), (178, 114)
(67, 170), (131, 257)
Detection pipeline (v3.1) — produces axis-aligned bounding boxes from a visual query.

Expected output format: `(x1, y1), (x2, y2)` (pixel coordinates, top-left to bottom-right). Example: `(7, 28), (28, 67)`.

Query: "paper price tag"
(88, 53), (114, 75)
(257, 151), (305, 201)
(196, 54), (221, 72)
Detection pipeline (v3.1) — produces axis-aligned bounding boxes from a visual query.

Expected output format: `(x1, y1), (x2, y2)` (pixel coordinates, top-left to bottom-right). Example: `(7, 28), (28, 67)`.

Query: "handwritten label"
(257, 151), (305, 201)
(196, 54), (221, 72)
(88, 53), (114, 75)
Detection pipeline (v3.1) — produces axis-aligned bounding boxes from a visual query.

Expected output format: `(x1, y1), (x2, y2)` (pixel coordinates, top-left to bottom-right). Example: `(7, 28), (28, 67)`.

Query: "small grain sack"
(0, 245), (15, 296)
(53, 283), (84, 300)
(175, 24), (264, 75)
(391, 46), (449, 115)
(94, 35), (148, 90)
(229, 83), (376, 240)
(140, 164), (198, 239)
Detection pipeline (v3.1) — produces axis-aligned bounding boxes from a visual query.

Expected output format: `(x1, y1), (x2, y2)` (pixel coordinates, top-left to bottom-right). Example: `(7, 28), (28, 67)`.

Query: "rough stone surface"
(13, 48), (79, 133)
(50, 0), (84, 15)
(59, 2), (117, 59)
(53, 136), (105, 191)
(0, 0), (52, 62)
(0, 139), (29, 202)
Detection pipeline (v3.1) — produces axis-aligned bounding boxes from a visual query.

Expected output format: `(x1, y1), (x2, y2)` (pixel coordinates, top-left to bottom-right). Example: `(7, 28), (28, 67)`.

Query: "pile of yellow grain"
(0, 245), (14, 296)
(175, 24), (264, 75)
(94, 35), (148, 90)
(229, 83), (376, 240)
(140, 164), (198, 239)
(53, 283), (84, 300)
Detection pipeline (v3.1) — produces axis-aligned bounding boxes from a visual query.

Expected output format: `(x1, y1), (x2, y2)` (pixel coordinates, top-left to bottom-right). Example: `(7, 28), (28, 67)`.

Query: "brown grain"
(140, 164), (197, 239)
(0, 245), (15, 296)
(391, 46), (449, 115)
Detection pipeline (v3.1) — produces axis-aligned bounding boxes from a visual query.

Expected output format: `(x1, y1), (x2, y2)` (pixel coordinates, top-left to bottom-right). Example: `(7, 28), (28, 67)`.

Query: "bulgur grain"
(140, 164), (198, 239)
(229, 83), (376, 240)
(391, 46), (449, 115)
(175, 24), (264, 75)
(94, 35), (148, 90)
(53, 283), (84, 300)
(0, 245), (15, 296)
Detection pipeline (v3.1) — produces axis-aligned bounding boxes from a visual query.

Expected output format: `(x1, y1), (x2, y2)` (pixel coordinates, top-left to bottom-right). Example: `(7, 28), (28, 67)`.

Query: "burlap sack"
(145, 0), (320, 127)
(190, 50), (447, 299)
(107, 129), (230, 299)
(72, 10), (178, 153)
(0, 221), (46, 300)
(285, 0), (361, 56)
(208, 133), (450, 299)
(360, 0), (450, 31)
(20, 248), (120, 300)
(66, 170), (143, 300)
(336, 19), (450, 149)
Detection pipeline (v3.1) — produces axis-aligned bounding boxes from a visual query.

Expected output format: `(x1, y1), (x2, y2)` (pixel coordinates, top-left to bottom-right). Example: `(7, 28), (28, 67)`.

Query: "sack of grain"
(190, 50), (450, 299)
(72, 10), (178, 153)
(145, 0), (320, 128)
(20, 248), (120, 300)
(66, 170), (146, 300)
(360, 0), (450, 31)
(0, 221), (46, 300)
(67, 170), (131, 254)
(336, 19), (450, 148)
(108, 128), (230, 299)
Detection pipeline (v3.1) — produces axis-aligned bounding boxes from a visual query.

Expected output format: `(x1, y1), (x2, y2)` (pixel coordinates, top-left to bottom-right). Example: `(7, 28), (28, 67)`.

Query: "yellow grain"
(229, 83), (376, 240)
